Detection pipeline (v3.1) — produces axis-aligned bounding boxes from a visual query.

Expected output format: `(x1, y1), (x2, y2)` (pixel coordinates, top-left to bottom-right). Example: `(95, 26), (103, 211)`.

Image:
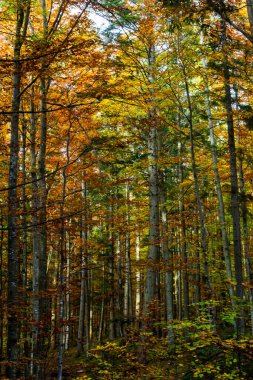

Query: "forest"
(0, 0), (253, 379)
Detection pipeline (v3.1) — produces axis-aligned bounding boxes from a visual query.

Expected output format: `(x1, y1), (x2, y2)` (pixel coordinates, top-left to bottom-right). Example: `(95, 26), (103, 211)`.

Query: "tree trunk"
(7, 2), (29, 376)
(143, 44), (160, 319)
(30, 83), (39, 377)
(160, 170), (174, 343)
(123, 183), (133, 330)
(21, 116), (29, 378)
(77, 180), (90, 355)
(135, 231), (141, 324)
(178, 139), (189, 320)
(64, 238), (70, 351)
(247, 0), (253, 35)
(115, 233), (123, 337)
(234, 86), (253, 335)
(201, 38), (235, 313)
(221, 23), (244, 336)
(98, 262), (105, 343)
(0, 212), (4, 367)
(31, 4), (50, 372)
(182, 63), (212, 297)
(108, 198), (115, 340)
(58, 129), (70, 380)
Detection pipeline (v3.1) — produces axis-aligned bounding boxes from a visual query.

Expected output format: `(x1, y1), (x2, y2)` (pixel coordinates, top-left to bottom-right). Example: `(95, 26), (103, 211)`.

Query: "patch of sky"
(88, 11), (110, 32)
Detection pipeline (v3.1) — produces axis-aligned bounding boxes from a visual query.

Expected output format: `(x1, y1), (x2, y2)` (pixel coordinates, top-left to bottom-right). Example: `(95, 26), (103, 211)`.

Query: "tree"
(7, 1), (30, 377)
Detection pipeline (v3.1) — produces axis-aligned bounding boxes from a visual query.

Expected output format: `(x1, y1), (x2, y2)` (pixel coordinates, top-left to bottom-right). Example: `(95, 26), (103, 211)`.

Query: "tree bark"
(77, 180), (90, 355)
(160, 170), (174, 343)
(247, 0), (253, 36)
(201, 39), (235, 313)
(178, 139), (189, 320)
(221, 23), (244, 336)
(234, 86), (253, 335)
(143, 44), (160, 319)
(58, 128), (70, 380)
(7, 2), (30, 377)
(182, 63), (212, 297)
(123, 183), (133, 329)
(135, 231), (141, 324)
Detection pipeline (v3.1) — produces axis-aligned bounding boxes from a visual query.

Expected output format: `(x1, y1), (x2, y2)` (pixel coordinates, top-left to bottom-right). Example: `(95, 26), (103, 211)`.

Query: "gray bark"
(234, 87), (253, 334)
(7, 2), (30, 377)
(201, 45), (234, 306)
(123, 183), (133, 328)
(115, 233), (123, 337)
(30, 84), (39, 377)
(21, 116), (29, 378)
(98, 262), (105, 343)
(143, 44), (160, 318)
(0, 212), (3, 362)
(31, 0), (49, 374)
(182, 63), (212, 296)
(77, 180), (90, 355)
(178, 140), (189, 320)
(160, 171), (174, 343)
(221, 23), (244, 336)
(247, 0), (253, 35)
(108, 199), (115, 340)
(135, 231), (141, 322)
(58, 128), (70, 380)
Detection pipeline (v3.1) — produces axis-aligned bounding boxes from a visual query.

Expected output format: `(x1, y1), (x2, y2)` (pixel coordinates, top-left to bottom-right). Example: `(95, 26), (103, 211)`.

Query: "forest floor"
(45, 331), (253, 380)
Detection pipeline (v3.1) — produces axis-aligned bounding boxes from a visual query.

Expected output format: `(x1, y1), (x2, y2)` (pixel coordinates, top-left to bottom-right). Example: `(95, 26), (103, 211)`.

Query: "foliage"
(69, 325), (253, 379)
(0, 0), (253, 378)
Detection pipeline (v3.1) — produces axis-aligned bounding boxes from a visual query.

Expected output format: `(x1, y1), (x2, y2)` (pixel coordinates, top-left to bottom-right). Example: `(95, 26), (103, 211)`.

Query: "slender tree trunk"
(160, 171), (174, 343)
(143, 44), (160, 319)
(8, 32), (22, 380)
(85, 254), (90, 353)
(247, 0), (253, 35)
(194, 227), (201, 305)
(108, 243), (115, 340)
(31, 8), (49, 373)
(115, 233), (123, 337)
(36, 4), (50, 373)
(123, 183), (133, 329)
(21, 117), (28, 297)
(7, 2), (29, 376)
(238, 156), (253, 334)
(98, 262), (105, 343)
(0, 212), (4, 367)
(135, 231), (141, 324)
(31, 76), (49, 379)
(30, 84), (39, 377)
(106, 196), (116, 340)
(58, 129), (70, 380)
(88, 262), (93, 344)
(64, 238), (70, 350)
(182, 64), (212, 297)
(234, 87), (253, 334)
(221, 23), (244, 336)
(77, 179), (90, 354)
(21, 116), (29, 378)
(178, 140), (189, 320)
(77, 183), (87, 355)
(201, 41), (235, 311)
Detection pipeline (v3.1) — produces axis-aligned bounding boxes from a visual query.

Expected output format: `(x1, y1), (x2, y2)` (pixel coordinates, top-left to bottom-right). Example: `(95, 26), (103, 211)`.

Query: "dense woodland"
(0, 0), (253, 379)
